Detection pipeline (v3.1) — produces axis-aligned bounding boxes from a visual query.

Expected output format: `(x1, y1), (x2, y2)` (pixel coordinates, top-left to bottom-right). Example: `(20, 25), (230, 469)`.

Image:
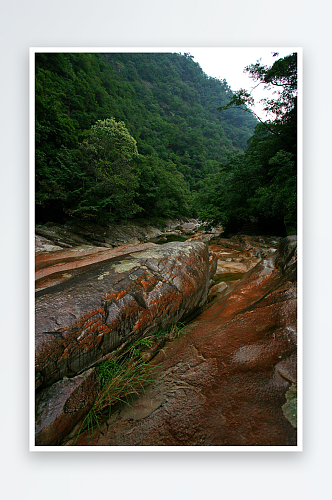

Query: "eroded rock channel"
(34, 225), (297, 447)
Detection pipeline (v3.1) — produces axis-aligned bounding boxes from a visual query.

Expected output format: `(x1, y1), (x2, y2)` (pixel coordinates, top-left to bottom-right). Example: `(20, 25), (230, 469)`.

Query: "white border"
(29, 48), (36, 452)
(30, 47), (303, 452)
(296, 48), (303, 451)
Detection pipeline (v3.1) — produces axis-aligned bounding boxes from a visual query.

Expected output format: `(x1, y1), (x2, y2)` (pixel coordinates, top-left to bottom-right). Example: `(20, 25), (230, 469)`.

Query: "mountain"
(35, 51), (257, 223)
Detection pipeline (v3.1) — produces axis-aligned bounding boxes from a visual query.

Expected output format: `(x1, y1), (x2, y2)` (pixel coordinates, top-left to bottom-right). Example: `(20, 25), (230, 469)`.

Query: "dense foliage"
(194, 52), (298, 235)
(35, 52), (257, 223)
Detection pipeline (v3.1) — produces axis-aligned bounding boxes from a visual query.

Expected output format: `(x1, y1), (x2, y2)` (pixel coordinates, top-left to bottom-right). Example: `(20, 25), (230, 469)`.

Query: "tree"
(197, 52), (298, 236)
(35, 52), (258, 224)
(75, 118), (141, 221)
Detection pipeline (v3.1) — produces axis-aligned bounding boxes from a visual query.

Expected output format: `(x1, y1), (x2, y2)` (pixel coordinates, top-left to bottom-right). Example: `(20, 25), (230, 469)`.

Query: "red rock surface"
(35, 242), (211, 391)
(35, 242), (157, 292)
(68, 237), (297, 447)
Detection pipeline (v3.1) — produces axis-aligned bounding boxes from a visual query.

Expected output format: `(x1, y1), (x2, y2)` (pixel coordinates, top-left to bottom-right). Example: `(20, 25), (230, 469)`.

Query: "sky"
(187, 47), (296, 120)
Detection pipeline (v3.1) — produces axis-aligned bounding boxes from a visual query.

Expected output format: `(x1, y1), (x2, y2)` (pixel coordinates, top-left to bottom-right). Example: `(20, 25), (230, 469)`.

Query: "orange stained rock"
(69, 238), (297, 447)
(35, 242), (211, 391)
(35, 243), (158, 291)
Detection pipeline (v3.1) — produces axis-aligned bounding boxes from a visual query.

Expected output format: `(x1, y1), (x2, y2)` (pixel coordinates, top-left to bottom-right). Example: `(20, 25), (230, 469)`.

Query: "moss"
(112, 260), (139, 273)
(282, 383), (297, 428)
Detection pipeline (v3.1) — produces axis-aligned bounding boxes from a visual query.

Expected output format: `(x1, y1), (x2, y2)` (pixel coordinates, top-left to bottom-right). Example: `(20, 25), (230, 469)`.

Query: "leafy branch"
(218, 89), (279, 136)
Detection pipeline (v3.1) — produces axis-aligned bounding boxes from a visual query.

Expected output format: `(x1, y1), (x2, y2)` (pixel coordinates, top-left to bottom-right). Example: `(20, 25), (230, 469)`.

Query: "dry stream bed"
(59, 234), (297, 447)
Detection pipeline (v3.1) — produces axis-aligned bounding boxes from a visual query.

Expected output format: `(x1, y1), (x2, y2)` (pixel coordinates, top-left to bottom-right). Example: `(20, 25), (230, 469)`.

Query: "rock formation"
(35, 218), (207, 250)
(66, 236), (297, 447)
(35, 241), (213, 445)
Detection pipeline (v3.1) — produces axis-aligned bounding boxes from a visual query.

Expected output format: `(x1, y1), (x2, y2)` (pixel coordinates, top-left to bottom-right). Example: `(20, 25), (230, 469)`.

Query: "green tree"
(75, 118), (141, 221)
(35, 52), (258, 224)
(197, 52), (298, 235)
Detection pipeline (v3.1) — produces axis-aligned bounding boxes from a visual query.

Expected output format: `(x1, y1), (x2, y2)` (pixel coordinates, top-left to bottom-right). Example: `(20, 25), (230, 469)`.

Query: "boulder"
(35, 368), (100, 446)
(35, 235), (63, 253)
(179, 222), (197, 231)
(35, 242), (157, 292)
(35, 242), (212, 391)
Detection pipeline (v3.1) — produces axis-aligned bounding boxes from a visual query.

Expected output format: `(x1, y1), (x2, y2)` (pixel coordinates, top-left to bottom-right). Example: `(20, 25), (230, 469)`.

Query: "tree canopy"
(35, 52), (257, 223)
(35, 51), (298, 236)
(195, 52), (298, 236)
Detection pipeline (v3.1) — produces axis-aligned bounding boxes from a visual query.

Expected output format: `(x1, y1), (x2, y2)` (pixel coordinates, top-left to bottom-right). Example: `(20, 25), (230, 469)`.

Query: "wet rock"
(35, 368), (99, 446)
(71, 237), (297, 447)
(35, 235), (63, 253)
(35, 242), (212, 391)
(209, 251), (218, 280)
(35, 242), (157, 292)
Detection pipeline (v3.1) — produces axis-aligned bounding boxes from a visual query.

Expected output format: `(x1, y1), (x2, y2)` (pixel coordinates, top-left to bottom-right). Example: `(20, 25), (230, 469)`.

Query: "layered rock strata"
(35, 219), (206, 251)
(68, 236), (297, 447)
(35, 241), (213, 445)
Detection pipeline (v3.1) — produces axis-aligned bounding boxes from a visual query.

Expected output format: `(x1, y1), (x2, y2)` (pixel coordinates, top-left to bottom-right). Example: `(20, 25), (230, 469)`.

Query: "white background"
(1, 1), (330, 498)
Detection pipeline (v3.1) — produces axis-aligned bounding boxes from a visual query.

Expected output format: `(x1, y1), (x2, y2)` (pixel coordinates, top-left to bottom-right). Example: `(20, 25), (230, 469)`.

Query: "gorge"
(34, 221), (297, 447)
(33, 50), (298, 448)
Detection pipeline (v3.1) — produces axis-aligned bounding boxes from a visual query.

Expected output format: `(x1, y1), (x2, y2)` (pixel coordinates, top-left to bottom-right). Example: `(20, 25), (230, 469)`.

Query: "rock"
(164, 219), (181, 230)
(209, 251), (218, 279)
(276, 355), (297, 383)
(179, 222), (197, 231)
(36, 221), (171, 249)
(35, 242), (212, 391)
(275, 235), (297, 280)
(35, 368), (100, 446)
(187, 232), (216, 244)
(35, 235), (63, 253)
(35, 224), (90, 248)
(205, 225), (224, 234)
(216, 261), (251, 274)
(71, 237), (297, 447)
(208, 281), (228, 300)
(35, 242), (158, 292)
(144, 227), (163, 240)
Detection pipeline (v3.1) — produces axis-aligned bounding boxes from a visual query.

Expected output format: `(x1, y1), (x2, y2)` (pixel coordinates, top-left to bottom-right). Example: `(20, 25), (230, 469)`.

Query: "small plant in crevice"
(71, 319), (188, 444)
(153, 320), (186, 342)
(73, 356), (154, 444)
(166, 322), (186, 340)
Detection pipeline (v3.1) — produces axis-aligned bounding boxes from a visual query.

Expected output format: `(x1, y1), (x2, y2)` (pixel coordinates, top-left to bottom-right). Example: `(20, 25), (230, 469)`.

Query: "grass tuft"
(71, 318), (187, 444)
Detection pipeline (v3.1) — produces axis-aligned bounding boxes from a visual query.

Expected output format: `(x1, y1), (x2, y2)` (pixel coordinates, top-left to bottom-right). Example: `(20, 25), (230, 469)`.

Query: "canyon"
(34, 221), (297, 447)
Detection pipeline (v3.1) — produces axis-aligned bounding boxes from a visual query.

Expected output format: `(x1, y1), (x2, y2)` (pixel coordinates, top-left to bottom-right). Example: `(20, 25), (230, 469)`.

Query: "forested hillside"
(35, 52), (257, 223)
(195, 52), (298, 236)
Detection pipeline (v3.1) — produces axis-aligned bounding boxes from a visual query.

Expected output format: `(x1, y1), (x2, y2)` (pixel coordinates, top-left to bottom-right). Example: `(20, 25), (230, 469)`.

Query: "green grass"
(73, 357), (154, 443)
(153, 321), (186, 341)
(71, 319), (187, 444)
